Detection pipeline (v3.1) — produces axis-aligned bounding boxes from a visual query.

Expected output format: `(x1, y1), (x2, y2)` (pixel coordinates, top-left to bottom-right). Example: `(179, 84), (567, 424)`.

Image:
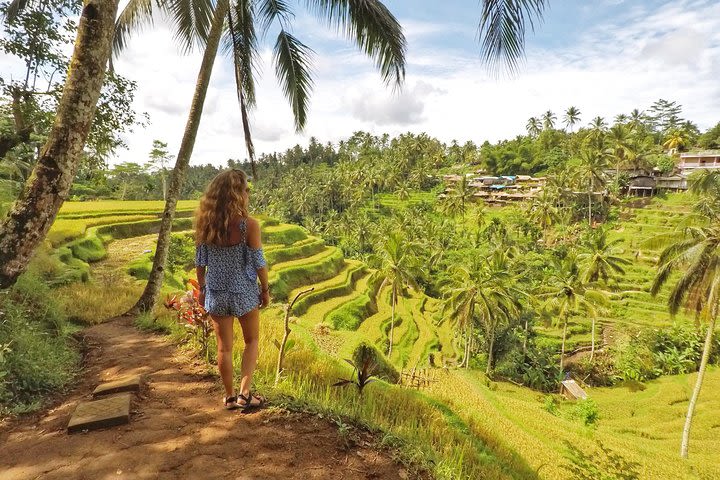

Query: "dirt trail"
(0, 317), (411, 479)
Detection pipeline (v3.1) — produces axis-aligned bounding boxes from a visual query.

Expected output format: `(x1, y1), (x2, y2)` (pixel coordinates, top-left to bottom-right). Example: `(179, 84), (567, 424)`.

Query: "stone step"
(67, 393), (132, 434)
(92, 374), (143, 398)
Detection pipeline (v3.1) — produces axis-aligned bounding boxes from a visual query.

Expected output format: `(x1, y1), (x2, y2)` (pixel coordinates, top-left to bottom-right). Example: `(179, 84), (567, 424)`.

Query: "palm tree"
(543, 256), (608, 371)
(441, 175), (474, 227)
(578, 229), (630, 358)
(613, 113), (628, 125)
(527, 188), (560, 242)
(563, 106), (581, 132)
(542, 110), (556, 130)
(444, 249), (522, 373)
(629, 108), (647, 133)
(377, 232), (420, 357)
(651, 189), (720, 458)
(575, 149), (609, 227)
(652, 225), (720, 458)
(0, 0), (120, 288)
(119, 0), (408, 312)
(663, 128), (690, 153)
(586, 116), (608, 150)
(607, 123), (633, 179)
(526, 116), (541, 137)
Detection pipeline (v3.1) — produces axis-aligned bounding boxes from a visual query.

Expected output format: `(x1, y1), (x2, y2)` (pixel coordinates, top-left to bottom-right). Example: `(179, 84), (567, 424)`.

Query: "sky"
(5, 0), (720, 167)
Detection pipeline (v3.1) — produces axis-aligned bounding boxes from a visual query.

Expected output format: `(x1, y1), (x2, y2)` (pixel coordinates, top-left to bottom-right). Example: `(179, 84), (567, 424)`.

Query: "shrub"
(66, 232), (106, 262)
(0, 274), (80, 414)
(572, 352), (618, 387)
(543, 395), (560, 416)
(351, 341), (399, 384)
(494, 343), (561, 392)
(167, 233), (195, 274)
(574, 399), (599, 426)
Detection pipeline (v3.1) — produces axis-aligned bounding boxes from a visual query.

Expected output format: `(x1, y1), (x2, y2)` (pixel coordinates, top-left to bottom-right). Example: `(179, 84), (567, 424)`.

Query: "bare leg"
(211, 314), (235, 397)
(238, 308), (261, 405)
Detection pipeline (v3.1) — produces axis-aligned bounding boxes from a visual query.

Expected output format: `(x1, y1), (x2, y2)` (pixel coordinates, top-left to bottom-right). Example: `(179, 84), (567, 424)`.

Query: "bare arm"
(247, 218), (269, 307)
(196, 265), (206, 288)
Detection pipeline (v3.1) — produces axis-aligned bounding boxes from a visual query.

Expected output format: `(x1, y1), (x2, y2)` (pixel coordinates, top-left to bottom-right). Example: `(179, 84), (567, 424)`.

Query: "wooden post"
(275, 287), (314, 385)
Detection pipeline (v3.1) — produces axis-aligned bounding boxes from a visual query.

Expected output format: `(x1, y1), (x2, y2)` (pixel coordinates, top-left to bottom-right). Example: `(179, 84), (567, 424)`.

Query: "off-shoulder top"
(194, 219), (267, 293)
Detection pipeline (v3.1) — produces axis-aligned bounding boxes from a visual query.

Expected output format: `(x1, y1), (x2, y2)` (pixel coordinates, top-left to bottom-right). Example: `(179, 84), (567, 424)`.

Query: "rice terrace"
(1, 0), (719, 479)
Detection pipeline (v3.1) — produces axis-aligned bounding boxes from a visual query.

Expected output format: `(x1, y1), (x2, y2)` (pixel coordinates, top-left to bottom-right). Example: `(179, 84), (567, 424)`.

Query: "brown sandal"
(223, 395), (240, 410)
(238, 392), (265, 412)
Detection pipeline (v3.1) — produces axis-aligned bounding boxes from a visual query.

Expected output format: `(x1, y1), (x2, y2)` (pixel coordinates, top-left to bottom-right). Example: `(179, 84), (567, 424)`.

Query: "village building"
(628, 175), (656, 197)
(678, 150), (720, 175)
(655, 175), (687, 191)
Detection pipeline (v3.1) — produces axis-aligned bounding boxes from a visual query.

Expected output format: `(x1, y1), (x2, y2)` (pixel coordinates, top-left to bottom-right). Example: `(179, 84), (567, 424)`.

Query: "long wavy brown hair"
(194, 169), (249, 246)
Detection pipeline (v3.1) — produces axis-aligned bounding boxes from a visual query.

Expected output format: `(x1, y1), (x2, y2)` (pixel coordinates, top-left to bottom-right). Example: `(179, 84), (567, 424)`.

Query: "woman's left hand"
(259, 289), (270, 309)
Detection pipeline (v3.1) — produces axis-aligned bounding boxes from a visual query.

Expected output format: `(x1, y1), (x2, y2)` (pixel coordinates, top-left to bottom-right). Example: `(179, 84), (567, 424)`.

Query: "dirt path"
(0, 316), (412, 479)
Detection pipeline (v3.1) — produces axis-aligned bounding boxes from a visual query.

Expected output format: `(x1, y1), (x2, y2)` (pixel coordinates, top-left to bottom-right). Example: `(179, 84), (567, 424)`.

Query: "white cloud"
(5, 0), (718, 168)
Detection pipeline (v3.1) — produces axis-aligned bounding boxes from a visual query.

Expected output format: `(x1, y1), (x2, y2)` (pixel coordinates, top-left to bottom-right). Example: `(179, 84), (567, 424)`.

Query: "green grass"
(290, 260), (366, 316)
(426, 367), (720, 479)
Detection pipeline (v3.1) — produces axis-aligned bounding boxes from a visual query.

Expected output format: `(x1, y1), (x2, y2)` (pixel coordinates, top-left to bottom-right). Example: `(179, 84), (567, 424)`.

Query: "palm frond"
(273, 29), (314, 130)
(166, 0), (217, 54)
(478, 0), (546, 76)
(225, 3), (257, 177)
(224, 0), (259, 106)
(666, 252), (708, 315)
(307, 0), (406, 88)
(113, 0), (155, 57)
(258, 0), (293, 31)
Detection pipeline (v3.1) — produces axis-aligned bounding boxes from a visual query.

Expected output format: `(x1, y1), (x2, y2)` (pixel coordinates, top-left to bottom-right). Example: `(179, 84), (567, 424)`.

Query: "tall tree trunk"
(486, 331), (495, 376)
(588, 189), (593, 227)
(522, 317), (529, 356)
(590, 317), (596, 361)
(0, 0), (119, 289)
(560, 317), (568, 371)
(680, 316), (716, 459)
(388, 287), (396, 357)
(161, 173), (167, 201)
(463, 322), (471, 369)
(129, 0), (228, 313)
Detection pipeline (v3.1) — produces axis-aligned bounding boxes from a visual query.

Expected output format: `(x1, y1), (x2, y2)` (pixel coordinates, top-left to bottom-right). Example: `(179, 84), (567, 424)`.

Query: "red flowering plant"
(164, 279), (213, 361)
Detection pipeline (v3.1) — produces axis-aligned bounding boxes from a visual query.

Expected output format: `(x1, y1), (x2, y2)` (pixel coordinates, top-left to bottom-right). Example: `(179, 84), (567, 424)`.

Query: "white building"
(679, 151), (720, 174)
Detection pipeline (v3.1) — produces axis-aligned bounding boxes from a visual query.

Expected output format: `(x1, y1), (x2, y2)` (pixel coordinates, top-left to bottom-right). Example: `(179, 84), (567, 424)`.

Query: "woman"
(194, 169), (270, 411)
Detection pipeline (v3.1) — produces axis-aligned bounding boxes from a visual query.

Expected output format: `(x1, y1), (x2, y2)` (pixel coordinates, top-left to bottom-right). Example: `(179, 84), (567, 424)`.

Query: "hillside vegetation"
(7, 197), (713, 479)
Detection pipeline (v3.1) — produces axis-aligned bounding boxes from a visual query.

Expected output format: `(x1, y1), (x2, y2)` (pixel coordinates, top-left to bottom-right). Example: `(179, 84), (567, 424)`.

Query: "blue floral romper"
(195, 219), (267, 317)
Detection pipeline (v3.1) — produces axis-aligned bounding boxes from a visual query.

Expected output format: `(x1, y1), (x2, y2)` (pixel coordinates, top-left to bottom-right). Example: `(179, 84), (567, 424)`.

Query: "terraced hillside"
(261, 223), (460, 368)
(49, 203), (459, 370)
(50, 195), (701, 373)
(45, 199), (719, 479)
(534, 194), (699, 351)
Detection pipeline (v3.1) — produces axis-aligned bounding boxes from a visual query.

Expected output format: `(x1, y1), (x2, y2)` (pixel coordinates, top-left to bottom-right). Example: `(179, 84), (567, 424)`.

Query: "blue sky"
(3, 0), (719, 166)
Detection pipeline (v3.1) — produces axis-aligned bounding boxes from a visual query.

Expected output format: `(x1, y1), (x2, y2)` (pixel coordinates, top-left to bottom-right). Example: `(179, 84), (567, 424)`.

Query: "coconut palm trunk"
(680, 315), (716, 458)
(560, 315), (568, 371)
(388, 286), (396, 357)
(129, 0), (228, 313)
(0, 0), (119, 289)
(486, 329), (495, 375)
(587, 185), (593, 227)
(590, 317), (596, 361)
